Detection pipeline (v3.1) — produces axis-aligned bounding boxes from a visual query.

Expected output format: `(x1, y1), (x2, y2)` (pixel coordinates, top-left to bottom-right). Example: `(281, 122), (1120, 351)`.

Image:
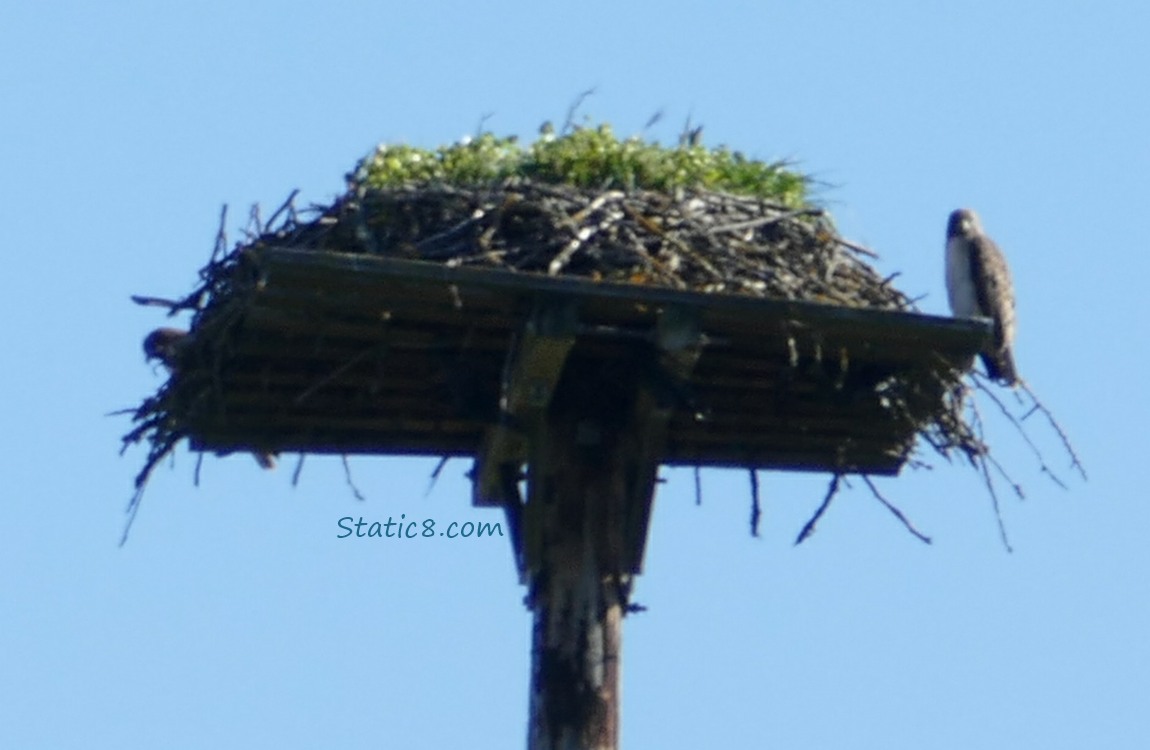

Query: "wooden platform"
(172, 246), (988, 478)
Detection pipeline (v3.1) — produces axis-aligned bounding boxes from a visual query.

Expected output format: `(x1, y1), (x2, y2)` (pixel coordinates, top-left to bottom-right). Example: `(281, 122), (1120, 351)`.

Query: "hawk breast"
(945, 236), (981, 318)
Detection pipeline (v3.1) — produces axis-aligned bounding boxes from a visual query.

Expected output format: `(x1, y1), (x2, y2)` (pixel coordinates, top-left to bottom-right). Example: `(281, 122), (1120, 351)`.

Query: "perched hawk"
(143, 327), (277, 469)
(945, 208), (1018, 385)
(142, 327), (190, 370)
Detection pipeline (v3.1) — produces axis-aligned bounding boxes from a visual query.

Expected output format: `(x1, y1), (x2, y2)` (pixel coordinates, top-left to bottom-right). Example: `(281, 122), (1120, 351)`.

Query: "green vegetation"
(354, 123), (809, 206)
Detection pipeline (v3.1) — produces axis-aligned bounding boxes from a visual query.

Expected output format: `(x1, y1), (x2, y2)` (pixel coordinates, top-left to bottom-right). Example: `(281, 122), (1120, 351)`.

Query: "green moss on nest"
(353, 123), (809, 207)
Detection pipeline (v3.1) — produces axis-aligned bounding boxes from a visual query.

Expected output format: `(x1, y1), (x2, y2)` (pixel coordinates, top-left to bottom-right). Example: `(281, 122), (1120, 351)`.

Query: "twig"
(1018, 379), (1088, 481)
(795, 474), (841, 545)
(905, 456), (935, 471)
(984, 450), (1026, 501)
(878, 272), (901, 288)
(561, 87), (597, 134)
(291, 454), (306, 487)
(861, 476), (931, 544)
(973, 374), (1068, 489)
(130, 294), (184, 310)
(966, 389), (1015, 551)
(247, 202), (262, 239)
(965, 385), (988, 468)
(119, 487), (145, 546)
(642, 109), (664, 133)
(425, 456), (450, 497)
(678, 112), (702, 147)
(834, 237), (880, 259)
(415, 212), (487, 256)
(547, 191), (623, 275)
(474, 111), (495, 138)
(749, 469), (761, 537)
(704, 209), (820, 236)
(210, 204), (228, 266)
(694, 466), (702, 506)
(264, 188), (301, 232)
(341, 455), (365, 501)
(976, 452), (1014, 553)
(967, 391), (1025, 501)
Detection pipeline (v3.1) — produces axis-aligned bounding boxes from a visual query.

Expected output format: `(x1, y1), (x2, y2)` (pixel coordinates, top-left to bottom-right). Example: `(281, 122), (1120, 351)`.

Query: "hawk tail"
(981, 349), (1018, 386)
(252, 452), (277, 470)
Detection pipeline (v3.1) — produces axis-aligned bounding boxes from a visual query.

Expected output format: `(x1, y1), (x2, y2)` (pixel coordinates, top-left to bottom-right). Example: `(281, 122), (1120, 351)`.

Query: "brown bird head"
(143, 327), (189, 370)
(946, 208), (983, 240)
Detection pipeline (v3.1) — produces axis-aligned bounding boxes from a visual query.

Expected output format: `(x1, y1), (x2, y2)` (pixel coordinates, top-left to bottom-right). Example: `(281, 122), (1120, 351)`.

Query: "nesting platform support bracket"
(472, 298), (705, 586)
(514, 303), (704, 750)
(472, 298), (579, 577)
(465, 296), (706, 749)
(620, 305), (704, 576)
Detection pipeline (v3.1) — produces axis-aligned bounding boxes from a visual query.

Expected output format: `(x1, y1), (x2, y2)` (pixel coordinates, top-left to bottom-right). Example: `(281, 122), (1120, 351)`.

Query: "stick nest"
(125, 178), (979, 473)
(255, 178), (914, 310)
(122, 130), (1001, 544)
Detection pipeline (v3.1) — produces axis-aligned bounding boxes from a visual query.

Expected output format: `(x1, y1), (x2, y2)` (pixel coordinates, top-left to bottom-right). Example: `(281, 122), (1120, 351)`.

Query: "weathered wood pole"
(473, 302), (697, 749)
(525, 374), (636, 750)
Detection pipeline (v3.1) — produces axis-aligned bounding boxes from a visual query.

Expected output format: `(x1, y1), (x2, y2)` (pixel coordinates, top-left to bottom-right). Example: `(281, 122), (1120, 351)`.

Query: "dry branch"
(861, 475), (931, 545)
(749, 469), (762, 537)
(341, 455), (366, 501)
(795, 474), (841, 545)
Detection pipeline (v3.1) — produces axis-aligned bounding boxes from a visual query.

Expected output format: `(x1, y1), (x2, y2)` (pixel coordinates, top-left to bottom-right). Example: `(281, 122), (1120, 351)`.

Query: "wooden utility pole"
(471, 300), (701, 749)
(526, 402), (629, 749)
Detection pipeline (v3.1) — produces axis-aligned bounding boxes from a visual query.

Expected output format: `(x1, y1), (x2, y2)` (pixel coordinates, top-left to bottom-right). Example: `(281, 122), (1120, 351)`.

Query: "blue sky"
(3, 1), (1148, 747)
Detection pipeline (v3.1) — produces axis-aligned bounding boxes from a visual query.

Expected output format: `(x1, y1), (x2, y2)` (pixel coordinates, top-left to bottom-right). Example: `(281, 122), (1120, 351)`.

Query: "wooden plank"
(473, 300), (577, 508)
(167, 246), (989, 477)
(622, 305), (704, 574)
(255, 247), (991, 350)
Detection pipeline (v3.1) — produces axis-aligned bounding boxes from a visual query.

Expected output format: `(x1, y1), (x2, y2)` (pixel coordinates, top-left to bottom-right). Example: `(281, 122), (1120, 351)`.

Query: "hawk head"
(141, 326), (277, 468)
(947, 208), (984, 240)
(143, 327), (189, 370)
